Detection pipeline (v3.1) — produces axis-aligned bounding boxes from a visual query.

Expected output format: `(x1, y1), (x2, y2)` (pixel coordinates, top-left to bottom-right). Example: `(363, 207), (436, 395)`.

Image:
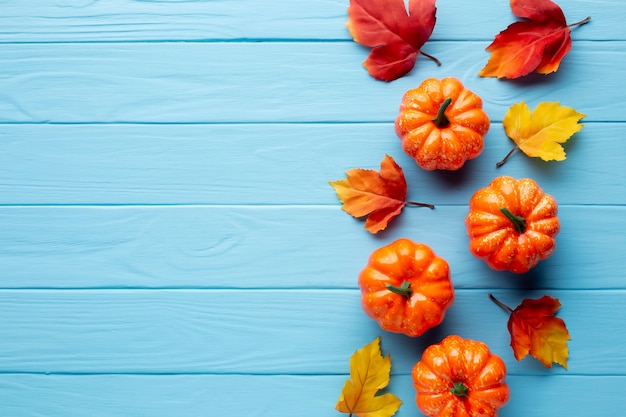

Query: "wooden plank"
(0, 206), (623, 290)
(0, 122), (620, 206)
(0, 41), (622, 123)
(0, 374), (620, 417)
(0, 289), (621, 376)
(0, 3), (621, 417)
(0, 0), (609, 42)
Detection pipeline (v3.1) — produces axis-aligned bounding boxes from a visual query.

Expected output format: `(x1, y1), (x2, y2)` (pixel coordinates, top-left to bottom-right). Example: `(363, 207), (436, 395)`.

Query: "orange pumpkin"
(395, 77), (490, 171)
(358, 238), (454, 337)
(412, 335), (510, 417)
(465, 176), (560, 274)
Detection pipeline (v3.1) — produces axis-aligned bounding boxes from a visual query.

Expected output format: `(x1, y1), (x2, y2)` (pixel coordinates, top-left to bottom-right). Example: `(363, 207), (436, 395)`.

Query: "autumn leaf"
(346, 0), (439, 82)
(479, 0), (590, 79)
(336, 337), (402, 417)
(496, 101), (585, 167)
(329, 155), (433, 234)
(490, 294), (571, 369)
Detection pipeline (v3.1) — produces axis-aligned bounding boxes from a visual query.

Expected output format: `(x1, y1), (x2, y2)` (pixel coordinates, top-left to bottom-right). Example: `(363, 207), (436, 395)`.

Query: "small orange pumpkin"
(412, 335), (510, 417)
(395, 77), (490, 170)
(465, 176), (560, 274)
(358, 238), (454, 337)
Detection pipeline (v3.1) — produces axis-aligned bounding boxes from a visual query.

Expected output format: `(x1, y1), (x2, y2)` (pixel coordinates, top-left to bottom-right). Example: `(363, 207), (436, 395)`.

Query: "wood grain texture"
(0, 206), (623, 290)
(1, 0), (625, 416)
(0, 41), (623, 123)
(0, 289), (621, 376)
(0, 0), (611, 42)
(0, 374), (621, 417)
(0, 122), (620, 205)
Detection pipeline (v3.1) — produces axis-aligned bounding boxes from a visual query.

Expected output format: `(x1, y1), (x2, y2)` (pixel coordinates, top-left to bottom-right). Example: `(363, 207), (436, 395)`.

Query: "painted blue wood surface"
(0, 1), (624, 416)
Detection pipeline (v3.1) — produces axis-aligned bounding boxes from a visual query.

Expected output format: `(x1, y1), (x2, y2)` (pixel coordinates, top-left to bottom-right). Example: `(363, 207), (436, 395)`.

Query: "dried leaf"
(479, 0), (590, 79)
(497, 101), (585, 167)
(346, 0), (438, 81)
(329, 155), (432, 234)
(491, 294), (571, 369)
(336, 337), (402, 417)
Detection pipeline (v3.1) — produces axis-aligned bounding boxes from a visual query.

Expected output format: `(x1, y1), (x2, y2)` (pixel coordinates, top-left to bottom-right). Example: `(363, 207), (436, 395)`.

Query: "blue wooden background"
(0, 1), (624, 416)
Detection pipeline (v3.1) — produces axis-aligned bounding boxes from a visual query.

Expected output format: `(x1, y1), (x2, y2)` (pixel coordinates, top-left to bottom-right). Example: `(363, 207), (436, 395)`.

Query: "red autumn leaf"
(490, 294), (571, 369)
(329, 155), (433, 234)
(346, 0), (438, 82)
(479, 0), (590, 79)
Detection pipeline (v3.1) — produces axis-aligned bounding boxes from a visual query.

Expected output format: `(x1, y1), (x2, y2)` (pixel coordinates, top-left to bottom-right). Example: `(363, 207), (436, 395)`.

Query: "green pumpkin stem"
(386, 281), (413, 299)
(450, 381), (469, 397)
(500, 207), (527, 233)
(432, 98), (452, 128)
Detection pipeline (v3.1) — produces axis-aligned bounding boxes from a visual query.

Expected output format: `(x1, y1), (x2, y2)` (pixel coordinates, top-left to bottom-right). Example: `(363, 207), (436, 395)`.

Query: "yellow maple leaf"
(335, 337), (402, 417)
(496, 101), (585, 167)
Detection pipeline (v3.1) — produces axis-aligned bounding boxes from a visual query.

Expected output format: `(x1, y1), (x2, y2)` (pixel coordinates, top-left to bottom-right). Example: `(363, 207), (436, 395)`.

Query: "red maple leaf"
(346, 0), (438, 82)
(329, 155), (433, 234)
(479, 0), (590, 79)
(490, 294), (571, 369)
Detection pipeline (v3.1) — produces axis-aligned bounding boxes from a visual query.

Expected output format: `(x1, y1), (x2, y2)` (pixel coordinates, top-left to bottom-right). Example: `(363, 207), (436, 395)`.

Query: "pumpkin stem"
(432, 98), (452, 128)
(500, 207), (527, 233)
(450, 382), (469, 397)
(386, 281), (413, 299)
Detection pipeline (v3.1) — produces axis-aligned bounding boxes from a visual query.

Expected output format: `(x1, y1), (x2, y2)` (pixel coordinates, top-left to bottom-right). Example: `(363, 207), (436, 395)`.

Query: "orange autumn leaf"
(479, 0), (590, 79)
(490, 294), (571, 369)
(335, 337), (402, 417)
(346, 0), (438, 82)
(329, 155), (433, 234)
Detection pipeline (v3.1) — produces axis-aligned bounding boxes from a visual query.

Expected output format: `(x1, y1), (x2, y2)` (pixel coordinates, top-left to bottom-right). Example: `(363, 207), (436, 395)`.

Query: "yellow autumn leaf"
(497, 101), (585, 167)
(335, 337), (402, 417)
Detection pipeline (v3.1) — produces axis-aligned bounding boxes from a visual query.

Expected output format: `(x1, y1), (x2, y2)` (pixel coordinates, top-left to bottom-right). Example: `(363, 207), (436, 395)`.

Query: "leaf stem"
(568, 16), (591, 28)
(489, 293), (514, 314)
(405, 201), (435, 209)
(496, 146), (518, 168)
(419, 50), (441, 66)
